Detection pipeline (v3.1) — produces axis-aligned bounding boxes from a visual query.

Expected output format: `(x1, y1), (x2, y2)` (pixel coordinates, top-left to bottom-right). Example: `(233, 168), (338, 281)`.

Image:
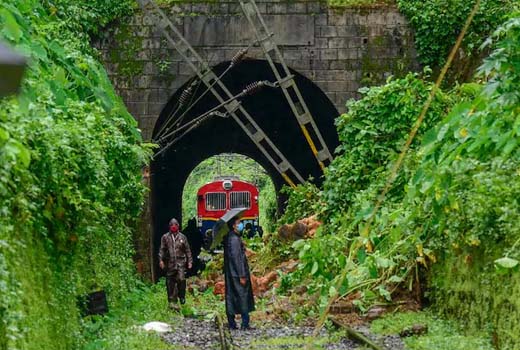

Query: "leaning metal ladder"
(137, 0), (304, 187)
(239, 0), (334, 171)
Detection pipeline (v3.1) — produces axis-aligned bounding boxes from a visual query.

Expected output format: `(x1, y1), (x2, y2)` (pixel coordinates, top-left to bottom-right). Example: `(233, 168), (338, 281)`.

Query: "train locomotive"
(197, 176), (262, 241)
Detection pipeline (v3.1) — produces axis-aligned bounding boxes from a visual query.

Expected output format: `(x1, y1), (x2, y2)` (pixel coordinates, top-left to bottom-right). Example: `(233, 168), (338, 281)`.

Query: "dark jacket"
(159, 231), (193, 272)
(223, 230), (255, 315)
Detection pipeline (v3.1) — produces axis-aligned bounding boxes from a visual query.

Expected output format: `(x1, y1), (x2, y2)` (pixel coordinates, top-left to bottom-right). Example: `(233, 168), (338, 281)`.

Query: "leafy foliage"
(0, 0), (149, 349)
(42, 0), (136, 35)
(282, 12), (520, 347)
(277, 181), (323, 225)
(396, 0), (518, 75)
(281, 72), (454, 312)
(80, 281), (171, 350)
(409, 13), (520, 264)
(322, 71), (454, 223)
(403, 15), (520, 347)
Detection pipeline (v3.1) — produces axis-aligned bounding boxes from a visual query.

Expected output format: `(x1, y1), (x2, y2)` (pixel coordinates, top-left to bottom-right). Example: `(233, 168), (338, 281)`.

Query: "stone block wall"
(96, 0), (418, 141)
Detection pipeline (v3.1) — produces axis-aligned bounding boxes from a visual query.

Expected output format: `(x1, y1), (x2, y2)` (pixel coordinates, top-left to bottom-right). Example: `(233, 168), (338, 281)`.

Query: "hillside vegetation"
(279, 12), (520, 349)
(0, 0), (150, 349)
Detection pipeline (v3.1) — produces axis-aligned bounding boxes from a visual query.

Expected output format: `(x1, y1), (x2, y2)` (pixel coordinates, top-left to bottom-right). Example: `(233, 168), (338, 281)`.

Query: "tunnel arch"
(150, 59), (339, 276)
(181, 153), (276, 228)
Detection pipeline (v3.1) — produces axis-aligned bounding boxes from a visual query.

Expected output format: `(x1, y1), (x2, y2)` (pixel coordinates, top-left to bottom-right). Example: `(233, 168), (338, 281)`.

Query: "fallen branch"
(329, 316), (383, 350)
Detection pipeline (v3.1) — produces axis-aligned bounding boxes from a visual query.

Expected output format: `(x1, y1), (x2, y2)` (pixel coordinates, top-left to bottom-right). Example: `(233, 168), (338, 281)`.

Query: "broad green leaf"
(494, 257), (519, 270)
(375, 257), (394, 268)
(292, 239), (306, 249)
(378, 286), (392, 301)
(357, 248), (367, 264)
(17, 144), (31, 167)
(369, 264), (378, 279)
(0, 128), (9, 142)
(0, 9), (22, 42)
(4, 140), (30, 168)
(311, 261), (319, 275)
(421, 128), (437, 148)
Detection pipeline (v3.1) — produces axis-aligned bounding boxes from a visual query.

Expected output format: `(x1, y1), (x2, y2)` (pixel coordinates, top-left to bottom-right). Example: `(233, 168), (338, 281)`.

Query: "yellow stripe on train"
(200, 216), (256, 221)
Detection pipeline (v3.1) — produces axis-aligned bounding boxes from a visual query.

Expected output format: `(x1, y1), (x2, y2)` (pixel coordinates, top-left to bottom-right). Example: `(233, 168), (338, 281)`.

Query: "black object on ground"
(0, 42), (27, 97)
(78, 290), (109, 316)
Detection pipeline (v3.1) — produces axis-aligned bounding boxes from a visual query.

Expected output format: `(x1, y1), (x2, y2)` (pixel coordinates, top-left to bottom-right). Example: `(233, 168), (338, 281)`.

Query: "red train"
(197, 176), (262, 238)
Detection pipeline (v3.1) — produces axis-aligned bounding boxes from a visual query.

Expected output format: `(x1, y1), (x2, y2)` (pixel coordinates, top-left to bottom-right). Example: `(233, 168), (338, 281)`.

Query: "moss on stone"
(429, 248), (520, 350)
(108, 23), (145, 78)
(360, 34), (413, 87)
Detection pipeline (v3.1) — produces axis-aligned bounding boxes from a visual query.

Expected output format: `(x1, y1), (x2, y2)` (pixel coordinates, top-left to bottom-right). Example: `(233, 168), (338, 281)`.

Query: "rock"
(264, 270), (279, 283)
(330, 300), (354, 314)
(278, 260), (299, 273)
(245, 248), (256, 258)
(213, 281), (225, 296)
(197, 280), (209, 293)
(277, 216), (322, 241)
(292, 285), (308, 295)
(300, 215), (322, 238)
(365, 306), (387, 320)
(250, 275), (260, 295)
(399, 324), (428, 337)
(250, 270), (282, 296)
(278, 222), (308, 241)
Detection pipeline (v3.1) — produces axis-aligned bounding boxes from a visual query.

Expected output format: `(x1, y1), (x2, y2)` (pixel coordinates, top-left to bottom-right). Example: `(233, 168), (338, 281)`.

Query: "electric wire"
(157, 79), (277, 144)
(154, 43), (256, 142)
(155, 80), (278, 157)
(155, 110), (228, 158)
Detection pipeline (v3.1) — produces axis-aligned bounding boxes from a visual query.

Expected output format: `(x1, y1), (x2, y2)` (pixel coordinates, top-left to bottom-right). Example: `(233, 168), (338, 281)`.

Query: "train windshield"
(205, 192), (226, 211)
(230, 191), (251, 209)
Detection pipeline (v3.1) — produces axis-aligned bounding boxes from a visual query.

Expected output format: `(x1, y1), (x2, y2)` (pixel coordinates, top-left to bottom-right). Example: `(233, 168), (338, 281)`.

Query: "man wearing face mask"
(223, 217), (255, 330)
(159, 218), (193, 310)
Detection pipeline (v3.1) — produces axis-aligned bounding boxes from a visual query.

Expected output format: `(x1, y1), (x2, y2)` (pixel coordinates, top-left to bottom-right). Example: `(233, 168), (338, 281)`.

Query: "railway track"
(162, 314), (404, 349)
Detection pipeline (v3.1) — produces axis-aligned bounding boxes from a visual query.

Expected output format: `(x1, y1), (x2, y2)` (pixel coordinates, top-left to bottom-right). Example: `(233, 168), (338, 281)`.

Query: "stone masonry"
(96, 0), (418, 141)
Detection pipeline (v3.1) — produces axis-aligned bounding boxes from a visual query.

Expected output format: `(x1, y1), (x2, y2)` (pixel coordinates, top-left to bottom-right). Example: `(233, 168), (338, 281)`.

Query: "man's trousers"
(166, 268), (186, 303)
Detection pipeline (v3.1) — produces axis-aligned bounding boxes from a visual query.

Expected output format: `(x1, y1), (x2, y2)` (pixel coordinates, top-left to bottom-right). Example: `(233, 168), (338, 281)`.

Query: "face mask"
(170, 224), (179, 233)
(237, 222), (244, 232)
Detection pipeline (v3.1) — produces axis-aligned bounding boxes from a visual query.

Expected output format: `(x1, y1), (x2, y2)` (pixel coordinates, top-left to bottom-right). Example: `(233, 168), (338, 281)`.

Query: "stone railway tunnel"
(96, 0), (418, 279)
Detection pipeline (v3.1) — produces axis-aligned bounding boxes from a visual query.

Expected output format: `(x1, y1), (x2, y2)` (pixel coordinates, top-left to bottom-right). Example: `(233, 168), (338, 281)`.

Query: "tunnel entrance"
(151, 59), (339, 279)
(181, 153), (276, 230)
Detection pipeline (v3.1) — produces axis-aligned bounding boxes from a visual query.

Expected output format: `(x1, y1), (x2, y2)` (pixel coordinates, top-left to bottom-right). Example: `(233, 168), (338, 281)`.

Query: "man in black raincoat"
(223, 217), (255, 330)
(184, 217), (204, 276)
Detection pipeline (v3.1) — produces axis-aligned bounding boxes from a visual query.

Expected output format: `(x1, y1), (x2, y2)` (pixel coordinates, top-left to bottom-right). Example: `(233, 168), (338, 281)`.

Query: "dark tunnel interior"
(150, 59), (339, 278)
